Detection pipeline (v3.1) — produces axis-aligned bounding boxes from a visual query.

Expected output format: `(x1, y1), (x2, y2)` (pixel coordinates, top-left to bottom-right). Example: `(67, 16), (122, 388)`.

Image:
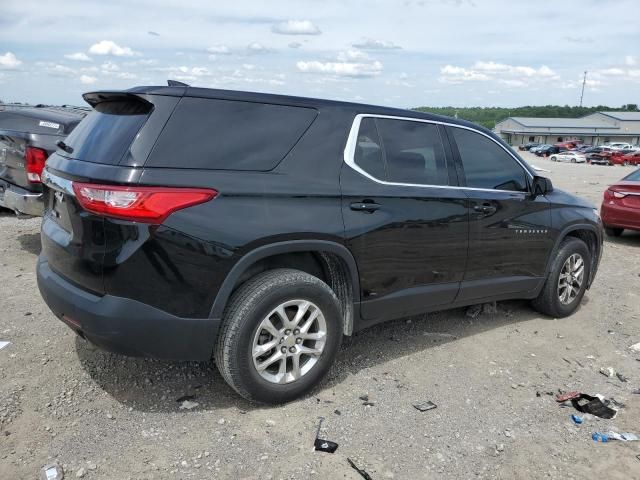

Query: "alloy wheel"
(557, 253), (585, 305)
(252, 299), (327, 384)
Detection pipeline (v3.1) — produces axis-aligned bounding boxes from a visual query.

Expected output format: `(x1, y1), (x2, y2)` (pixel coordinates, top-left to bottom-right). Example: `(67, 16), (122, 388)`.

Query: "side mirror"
(532, 176), (553, 196)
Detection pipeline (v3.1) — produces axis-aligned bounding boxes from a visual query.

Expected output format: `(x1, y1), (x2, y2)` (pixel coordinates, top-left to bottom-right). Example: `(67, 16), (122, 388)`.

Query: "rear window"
(623, 169), (640, 181)
(146, 97), (317, 170)
(60, 101), (150, 165)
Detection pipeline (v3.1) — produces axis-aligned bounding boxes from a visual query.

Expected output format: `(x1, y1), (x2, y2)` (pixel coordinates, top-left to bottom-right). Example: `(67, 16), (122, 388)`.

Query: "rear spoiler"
(82, 91), (154, 109)
(82, 85), (187, 109)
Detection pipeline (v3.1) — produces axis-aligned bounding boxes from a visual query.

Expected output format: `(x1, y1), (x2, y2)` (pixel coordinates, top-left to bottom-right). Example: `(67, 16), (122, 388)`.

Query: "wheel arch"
(210, 240), (360, 335)
(547, 224), (602, 288)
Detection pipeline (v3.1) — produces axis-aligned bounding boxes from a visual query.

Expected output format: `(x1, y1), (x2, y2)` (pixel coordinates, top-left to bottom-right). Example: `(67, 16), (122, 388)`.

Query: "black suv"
(37, 86), (603, 403)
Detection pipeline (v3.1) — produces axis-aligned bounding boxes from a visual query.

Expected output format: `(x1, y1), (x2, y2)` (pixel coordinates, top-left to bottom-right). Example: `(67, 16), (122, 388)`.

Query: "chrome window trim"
(42, 168), (75, 197)
(343, 113), (533, 195)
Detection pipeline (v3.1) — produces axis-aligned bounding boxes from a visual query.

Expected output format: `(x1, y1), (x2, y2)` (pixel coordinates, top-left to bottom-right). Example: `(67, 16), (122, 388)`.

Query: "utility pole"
(579, 71), (587, 107)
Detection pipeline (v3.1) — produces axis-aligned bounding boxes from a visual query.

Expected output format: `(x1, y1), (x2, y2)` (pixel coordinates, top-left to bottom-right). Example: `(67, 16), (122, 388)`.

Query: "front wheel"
(215, 269), (342, 403)
(532, 237), (591, 318)
(550, 156), (557, 162)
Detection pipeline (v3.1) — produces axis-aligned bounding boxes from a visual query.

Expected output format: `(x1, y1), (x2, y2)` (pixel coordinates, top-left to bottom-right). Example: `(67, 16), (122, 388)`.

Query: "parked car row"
(0, 103), (89, 216)
(518, 140), (640, 166)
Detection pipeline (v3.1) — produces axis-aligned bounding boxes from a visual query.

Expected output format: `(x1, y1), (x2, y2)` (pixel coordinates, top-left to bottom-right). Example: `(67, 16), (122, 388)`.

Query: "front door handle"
(350, 201), (381, 213)
(473, 203), (497, 215)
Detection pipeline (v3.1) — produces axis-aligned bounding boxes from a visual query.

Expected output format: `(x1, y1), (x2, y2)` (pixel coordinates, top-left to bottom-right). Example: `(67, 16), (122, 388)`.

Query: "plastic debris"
(592, 431), (639, 442)
(313, 417), (338, 453)
(0, 341), (10, 351)
(175, 395), (196, 403)
(571, 414), (583, 425)
(556, 391), (580, 402)
(629, 342), (640, 353)
(413, 400), (437, 412)
(40, 464), (64, 480)
(599, 367), (615, 378)
(616, 372), (628, 383)
(179, 400), (199, 410)
(571, 394), (617, 419)
(347, 458), (373, 480)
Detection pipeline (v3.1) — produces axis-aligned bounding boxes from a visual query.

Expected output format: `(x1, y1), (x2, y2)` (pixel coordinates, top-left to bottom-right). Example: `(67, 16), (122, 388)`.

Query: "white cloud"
(88, 40), (137, 57)
(288, 42), (302, 49)
(625, 55), (637, 66)
(440, 61), (558, 85)
(297, 60), (383, 78)
(247, 42), (272, 54)
(48, 64), (76, 77)
(80, 75), (97, 84)
(337, 49), (370, 62)
(600, 67), (626, 76)
(271, 20), (321, 35)
(352, 39), (401, 50)
(100, 61), (119, 72)
(65, 52), (92, 62)
(207, 45), (230, 55)
(0, 52), (22, 69)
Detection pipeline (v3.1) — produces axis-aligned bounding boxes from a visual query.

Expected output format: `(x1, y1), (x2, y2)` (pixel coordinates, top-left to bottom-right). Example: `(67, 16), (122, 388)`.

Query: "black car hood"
(546, 187), (595, 210)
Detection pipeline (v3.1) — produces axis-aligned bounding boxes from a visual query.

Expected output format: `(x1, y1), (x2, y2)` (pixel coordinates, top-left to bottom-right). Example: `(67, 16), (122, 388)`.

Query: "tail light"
(605, 188), (628, 200)
(25, 147), (48, 183)
(72, 183), (217, 224)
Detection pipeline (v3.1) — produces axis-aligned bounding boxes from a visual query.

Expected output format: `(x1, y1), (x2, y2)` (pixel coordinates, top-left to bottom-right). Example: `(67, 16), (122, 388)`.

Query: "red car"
(601, 168), (640, 236)
(610, 151), (640, 166)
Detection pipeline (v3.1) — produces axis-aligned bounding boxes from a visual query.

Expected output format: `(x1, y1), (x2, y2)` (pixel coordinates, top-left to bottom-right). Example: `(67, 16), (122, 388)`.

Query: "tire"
(571, 158), (576, 163)
(605, 227), (623, 237)
(550, 156), (557, 162)
(532, 237), (591, 318)
(215, 268), (342, 404)
(623, 161), (629, 166)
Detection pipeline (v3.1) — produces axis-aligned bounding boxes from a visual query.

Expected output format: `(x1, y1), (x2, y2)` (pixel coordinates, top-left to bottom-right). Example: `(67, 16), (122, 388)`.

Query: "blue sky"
(1, 0), (639, 108)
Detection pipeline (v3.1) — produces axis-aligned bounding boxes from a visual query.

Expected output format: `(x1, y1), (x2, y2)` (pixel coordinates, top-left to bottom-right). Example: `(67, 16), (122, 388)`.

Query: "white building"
(494, 111), (640, 146)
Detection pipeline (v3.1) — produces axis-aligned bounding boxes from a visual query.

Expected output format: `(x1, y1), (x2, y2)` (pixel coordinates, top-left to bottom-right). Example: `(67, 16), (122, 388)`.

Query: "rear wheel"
(532, 237), (591, 318)
(215, 269), (342, 403)
(605, 227), (623, 237)
(550, 156), (557, 161)
(571, 158), (576, 163)
(623, 160), (629, 166)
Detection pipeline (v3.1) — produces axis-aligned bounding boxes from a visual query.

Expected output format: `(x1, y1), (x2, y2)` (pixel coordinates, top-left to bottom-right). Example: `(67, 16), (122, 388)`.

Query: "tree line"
(412, 104), (639, 129)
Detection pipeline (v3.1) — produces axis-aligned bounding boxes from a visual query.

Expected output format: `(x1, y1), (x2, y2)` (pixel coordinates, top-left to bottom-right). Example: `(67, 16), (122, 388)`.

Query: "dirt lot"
(1, 152), (639, 480)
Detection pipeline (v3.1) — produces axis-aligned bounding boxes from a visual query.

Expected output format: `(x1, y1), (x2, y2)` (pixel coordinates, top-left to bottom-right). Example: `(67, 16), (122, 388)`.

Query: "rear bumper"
(0, 179), (44, 216)
(37, 256), (220, 360)
(601, 203), (640, 231)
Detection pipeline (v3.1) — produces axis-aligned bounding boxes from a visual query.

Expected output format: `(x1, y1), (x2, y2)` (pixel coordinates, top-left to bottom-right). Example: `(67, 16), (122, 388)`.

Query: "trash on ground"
(413, 400), (437, 412)
(616, 372), (628, 383)
(176, 395), (196, 403)
(0, 341), (10, 351)
(571, 414), (583, 424)
(347, 458), (373, 480)
(571, 394), (617, 419)
(556, 391), (580, 402)
(599, 367), (616, 378)
(313, 417), (338, 453)
(629, 342), (640, 353)
(592, 431), (639, 442)
(40, 463), (64, 480)
(179, 400), (199, 410)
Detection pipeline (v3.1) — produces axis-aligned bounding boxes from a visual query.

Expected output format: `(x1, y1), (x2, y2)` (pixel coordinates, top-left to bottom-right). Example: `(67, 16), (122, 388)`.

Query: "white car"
(549, 151), (587, 163)
(607, 142), (634, 151)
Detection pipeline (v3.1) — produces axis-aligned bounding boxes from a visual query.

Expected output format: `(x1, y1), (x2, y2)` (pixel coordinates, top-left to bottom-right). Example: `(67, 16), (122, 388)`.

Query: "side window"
(451, 127), (528, 192)
(376, 118), (448, 185)
(354, 118), (386, 179)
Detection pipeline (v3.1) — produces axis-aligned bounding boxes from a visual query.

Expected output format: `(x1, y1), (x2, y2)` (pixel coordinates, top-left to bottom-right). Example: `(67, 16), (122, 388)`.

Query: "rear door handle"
(473, 203), (496, 215)
(350, 201), (381, 213)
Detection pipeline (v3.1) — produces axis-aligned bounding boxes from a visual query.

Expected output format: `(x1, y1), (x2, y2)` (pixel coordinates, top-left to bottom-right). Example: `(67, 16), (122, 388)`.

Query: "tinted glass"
(60, 101), (150, 164)
(623, 169), (640, 181)
(354, 118), (386, 179)
(147, 97), (317, 170)
(452, 127), (528, 191)
(376, 118), (448, 185)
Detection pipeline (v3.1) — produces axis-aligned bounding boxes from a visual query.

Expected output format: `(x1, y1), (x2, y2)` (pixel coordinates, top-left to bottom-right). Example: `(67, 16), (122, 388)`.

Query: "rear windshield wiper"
(56, 140), (73, 154)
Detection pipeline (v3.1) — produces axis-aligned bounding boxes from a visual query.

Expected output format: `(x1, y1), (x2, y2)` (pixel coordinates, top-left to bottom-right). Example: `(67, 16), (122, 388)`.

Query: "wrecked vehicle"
(37, 85), (603, 403)
(0, 103), (88, 216)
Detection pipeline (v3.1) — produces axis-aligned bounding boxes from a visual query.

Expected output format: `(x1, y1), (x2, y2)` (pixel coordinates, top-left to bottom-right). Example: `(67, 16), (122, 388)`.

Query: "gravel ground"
(1, 152), (639, 480)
